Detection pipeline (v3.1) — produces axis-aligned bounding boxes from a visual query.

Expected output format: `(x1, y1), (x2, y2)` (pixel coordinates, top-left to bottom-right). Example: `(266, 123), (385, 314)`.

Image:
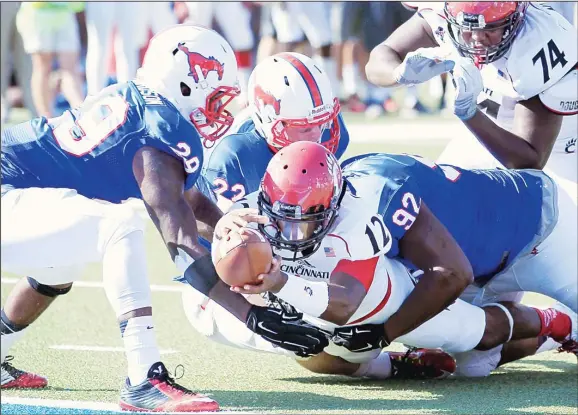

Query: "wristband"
(276, 274), (329, 318)
(183, 254), (220, 296)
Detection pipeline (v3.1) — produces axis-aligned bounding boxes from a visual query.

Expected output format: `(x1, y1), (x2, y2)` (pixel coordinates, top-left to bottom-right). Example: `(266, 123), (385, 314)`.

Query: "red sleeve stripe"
(277, 53), (323, 107)
(333, 257), (379, 291)
(348, 273), (392, 325)
(542, 104), (578, 116)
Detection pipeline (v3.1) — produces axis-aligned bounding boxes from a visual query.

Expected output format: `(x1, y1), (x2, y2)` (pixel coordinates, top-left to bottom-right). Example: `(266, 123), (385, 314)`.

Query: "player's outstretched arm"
(366, 13), (440, 87)
(184, 187), (223, 230)
(384, 202), (474, 342)
(133, 146), (251, 322)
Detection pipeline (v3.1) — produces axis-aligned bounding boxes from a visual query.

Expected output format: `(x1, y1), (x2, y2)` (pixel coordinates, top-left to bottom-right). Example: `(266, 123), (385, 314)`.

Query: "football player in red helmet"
(257, 141), (343, 260)
(222, 141), (575, 381)
(444, 2), (528, 66)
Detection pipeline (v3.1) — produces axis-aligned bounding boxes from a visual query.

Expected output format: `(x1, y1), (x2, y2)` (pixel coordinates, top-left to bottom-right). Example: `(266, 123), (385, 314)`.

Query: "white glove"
(393, 47), (456, 86)
(450, 57), (484, 121)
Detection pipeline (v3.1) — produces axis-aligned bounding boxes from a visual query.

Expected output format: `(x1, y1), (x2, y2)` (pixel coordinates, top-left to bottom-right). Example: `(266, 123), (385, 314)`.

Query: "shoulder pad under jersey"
(417, 3), (452, 47)
(539, 68), (578, 115)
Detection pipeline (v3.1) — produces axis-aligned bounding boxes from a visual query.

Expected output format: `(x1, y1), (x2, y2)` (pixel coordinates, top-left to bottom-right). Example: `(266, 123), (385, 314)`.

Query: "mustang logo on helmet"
(254, 85), (281, 115)
(177, 42), (225, 84)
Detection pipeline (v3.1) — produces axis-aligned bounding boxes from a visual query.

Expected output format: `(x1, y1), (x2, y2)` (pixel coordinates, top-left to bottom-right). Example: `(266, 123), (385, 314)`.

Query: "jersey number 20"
(52, 95), (129, 157)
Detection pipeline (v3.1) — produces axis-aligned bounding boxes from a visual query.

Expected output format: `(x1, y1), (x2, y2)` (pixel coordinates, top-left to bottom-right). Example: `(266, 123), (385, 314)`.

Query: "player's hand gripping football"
(214, 208), (269, 241)
(245, 305), (330, 357)
(229, 256), (285, 294)
(331, 324), (390, 353)
(393, 47), (455, 86)
(449, 56), (484, 121)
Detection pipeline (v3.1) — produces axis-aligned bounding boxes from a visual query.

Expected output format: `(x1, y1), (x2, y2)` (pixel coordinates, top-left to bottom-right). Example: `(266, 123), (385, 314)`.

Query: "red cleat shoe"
(1, 356), (48, 389)
(389, 348), (456, 379)
(119, 362), (219, 412)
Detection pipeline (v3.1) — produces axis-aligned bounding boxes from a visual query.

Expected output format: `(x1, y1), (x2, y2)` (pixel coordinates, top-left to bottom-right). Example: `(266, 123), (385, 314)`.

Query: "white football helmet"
(137, 24), (240, 147)
(248, 52), (340, 153)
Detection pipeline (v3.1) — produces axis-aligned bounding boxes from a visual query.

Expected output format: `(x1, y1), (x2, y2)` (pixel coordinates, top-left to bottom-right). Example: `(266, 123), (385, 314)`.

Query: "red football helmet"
(258, 141), (344, 260)
(444, 2), (529, 65)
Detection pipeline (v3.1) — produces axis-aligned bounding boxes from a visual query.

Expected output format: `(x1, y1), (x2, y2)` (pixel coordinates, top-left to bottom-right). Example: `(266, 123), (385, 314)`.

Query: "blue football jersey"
(197, 112), (350, 202)
(341, 153), (547, 279)
(1, 82), (204, 203)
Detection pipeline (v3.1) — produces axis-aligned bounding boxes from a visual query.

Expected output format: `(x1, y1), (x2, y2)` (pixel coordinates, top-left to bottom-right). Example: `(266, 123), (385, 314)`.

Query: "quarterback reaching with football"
(183, 141), (576, 380)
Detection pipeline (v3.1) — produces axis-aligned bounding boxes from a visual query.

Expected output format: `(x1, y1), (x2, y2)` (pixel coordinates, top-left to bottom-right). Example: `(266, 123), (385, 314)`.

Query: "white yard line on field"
(0, 276), (184, 293)
(0, 396), (258, 414)
(49, 344), (178, 354)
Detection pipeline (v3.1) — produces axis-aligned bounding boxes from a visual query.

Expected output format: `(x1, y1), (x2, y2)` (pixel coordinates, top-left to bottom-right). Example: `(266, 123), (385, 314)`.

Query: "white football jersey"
(233, 190), (416, 331)
(421, 3), (577, 181)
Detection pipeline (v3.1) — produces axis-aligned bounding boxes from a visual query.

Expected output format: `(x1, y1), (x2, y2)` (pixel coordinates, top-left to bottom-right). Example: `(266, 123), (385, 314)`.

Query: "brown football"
(214, 227), (273, 287)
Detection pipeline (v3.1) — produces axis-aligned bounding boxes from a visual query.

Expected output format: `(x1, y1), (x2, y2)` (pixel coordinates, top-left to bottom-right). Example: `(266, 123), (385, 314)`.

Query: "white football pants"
(1, 187), (152, 317)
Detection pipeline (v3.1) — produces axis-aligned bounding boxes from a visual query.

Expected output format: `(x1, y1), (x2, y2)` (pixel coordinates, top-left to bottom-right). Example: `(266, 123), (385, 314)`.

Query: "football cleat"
(1, 356), (48, 389)
(390, 348), (456, 380)
(119, 362), (219, 412)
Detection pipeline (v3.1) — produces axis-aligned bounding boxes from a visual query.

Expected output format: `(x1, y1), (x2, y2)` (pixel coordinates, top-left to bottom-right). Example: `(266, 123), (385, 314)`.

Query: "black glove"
(331, 324), (390, 352)
(245, 305), (329, 357)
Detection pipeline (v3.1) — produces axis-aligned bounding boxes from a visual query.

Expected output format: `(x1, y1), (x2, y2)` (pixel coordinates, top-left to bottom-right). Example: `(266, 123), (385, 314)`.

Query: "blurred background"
(1, 1), (576, 126)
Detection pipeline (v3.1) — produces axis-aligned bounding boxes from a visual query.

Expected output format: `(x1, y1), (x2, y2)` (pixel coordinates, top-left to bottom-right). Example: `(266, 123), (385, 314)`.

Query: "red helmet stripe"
(277, 53), (323, 107)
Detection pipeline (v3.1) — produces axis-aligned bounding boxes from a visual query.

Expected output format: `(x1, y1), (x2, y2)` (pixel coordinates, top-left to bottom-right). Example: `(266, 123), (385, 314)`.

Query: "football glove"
(393, 47), (455, 86)
(245, 305), (329, 357)
(450, 57), (484, 121)
(331, 324), (390, 352)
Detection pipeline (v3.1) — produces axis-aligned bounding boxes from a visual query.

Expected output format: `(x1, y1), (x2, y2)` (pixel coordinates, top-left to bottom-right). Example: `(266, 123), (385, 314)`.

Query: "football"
(214, 227), (273, 287)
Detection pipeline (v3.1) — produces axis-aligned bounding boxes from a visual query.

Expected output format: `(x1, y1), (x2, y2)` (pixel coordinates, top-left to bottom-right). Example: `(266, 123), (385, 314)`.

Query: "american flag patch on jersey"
(324, 247), (336, 257)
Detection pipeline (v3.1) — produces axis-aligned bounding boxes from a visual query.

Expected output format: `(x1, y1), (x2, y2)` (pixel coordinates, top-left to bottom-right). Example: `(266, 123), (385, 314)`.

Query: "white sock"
(342, 64), (359, 98)
(351, 351), (392, 379)
(121, 316), (162, 385)
(1, 329), (27, 363)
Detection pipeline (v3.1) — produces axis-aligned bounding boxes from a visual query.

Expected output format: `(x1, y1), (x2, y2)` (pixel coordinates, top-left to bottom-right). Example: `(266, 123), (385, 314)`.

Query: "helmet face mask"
(257, 192), (341, 261)
(190, 85), (239, 148)
(257, 141), (344, 261)
(268, 99), (341, 153)
(444, 2), (528, 65)
(137, 24), (240, 147)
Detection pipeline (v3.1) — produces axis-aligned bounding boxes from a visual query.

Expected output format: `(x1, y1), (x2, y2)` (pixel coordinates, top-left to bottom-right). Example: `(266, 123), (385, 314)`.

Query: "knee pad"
(27, 277), (72, 297)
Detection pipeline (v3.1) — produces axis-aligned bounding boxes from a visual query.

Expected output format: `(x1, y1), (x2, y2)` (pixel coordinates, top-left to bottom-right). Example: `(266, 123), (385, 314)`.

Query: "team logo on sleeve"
(254, 85), (281, 115)
(177, 43), (224, 84)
